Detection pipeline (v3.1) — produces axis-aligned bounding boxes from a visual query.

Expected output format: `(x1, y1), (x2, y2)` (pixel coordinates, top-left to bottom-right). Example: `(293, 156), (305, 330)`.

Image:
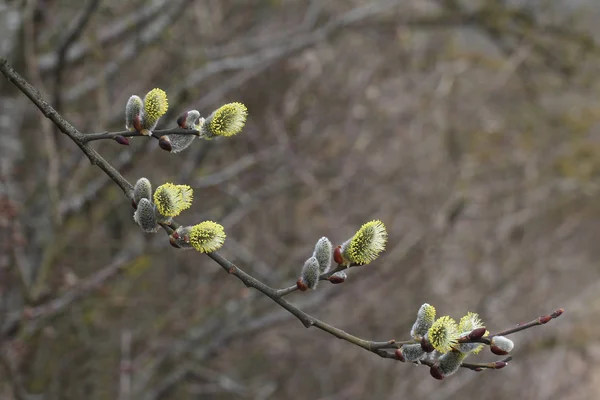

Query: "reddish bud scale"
(468, 327), (487, 340)
(552, 308), (564, 317)
(394, 349), (405, 362)
(132, 199), (137, 209)
(169, 236), (180, 248)
(171, 231), (180, 240)
(114, 135), (130, 145)
(494, 361), (507, 369)
(133, 115), (142, 132)
(296, 279), (308, 291)
(421, 337), (435, 353)
(539, 315), (552, 324)
(430, 365), (444, 380)
(333, 245), (344, 264)
(159, 136), (172, 152)
(177, 111), (188, 128)
(474, 367), (483, 372)
(329, 274), (346, 284)
(490, 345), (509, 356)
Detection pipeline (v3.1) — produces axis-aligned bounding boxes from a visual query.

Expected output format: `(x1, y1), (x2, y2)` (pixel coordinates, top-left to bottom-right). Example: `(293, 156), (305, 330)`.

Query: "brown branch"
(0, 58), (133, 199)
(82, 127), (199, 143)
(0, 57), (562, 390)
(489, 308), (564, 338)
(275, 263), (358, 297)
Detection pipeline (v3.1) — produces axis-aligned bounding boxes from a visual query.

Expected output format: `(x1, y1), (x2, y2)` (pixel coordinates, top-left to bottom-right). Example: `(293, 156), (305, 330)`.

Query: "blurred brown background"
(1, 0), (600, 399)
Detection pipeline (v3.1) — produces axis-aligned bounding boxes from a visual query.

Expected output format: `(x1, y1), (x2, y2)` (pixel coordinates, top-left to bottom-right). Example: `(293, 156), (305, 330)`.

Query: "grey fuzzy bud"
(411, 303), (436, 340)
(300, 256), (320, 289)
(133, 178), (152, 206)
(491, 336), (514, 353)
(312, 237), (332, 274)
(171, 111), (203, 153)
(133, 198), (158, 232)
(168, 134), (196, 153)
(125, 95), (143, 132)
(177, 110), (201, 129)
(329, 271), (347, 284)
(400, 344), (426, 362)
(438, 351), (466, 378)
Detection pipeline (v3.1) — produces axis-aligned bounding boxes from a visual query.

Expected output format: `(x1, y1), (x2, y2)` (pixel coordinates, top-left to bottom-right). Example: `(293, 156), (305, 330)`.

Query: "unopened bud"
(158, 135), (172, 152)
(438, 351), (466, 378)
(169, 134), (196, 153)
(411, 303), (436, 340)
(177, 111), (189, 128)
(169, 236), (181, 248)
(333, 245), (345, 265)
(114, 135), (130, 145)
(490, 336), (514, 355)
(133, 198), (158, 232)
(399, 344), (425, 362)
(552, 308), (564, 318)
(421, 337), (435, 353)
(329, 271), (347, 284)
(430, 365), (444, 380)
(494, 361), (507, 369)
(299, 256), (320, 290)
(125, 95), (143, 132)
(133, 178), (152, 205)
(394, 349), (405, 362)
(467, 327), (487, 340)
(177, 110), (201, 129)
(296, 278), (308, 291)
(313, 237), (332, 274)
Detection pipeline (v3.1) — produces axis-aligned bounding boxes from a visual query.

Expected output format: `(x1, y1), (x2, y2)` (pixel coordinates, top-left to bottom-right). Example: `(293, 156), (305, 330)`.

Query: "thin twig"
(489, 308), (564, 338)
(82, 127), (199, 143)
(275, 263), (358, 297)
(53, 0), (100, 116)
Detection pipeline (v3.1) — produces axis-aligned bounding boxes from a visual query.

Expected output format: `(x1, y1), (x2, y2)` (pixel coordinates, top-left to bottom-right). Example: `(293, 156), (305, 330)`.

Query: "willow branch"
(0, 57), (561, 378)
(0, 58), (133, 198)
(82, 127), (200, 143)
(275, 263), (360, 296)
(489, 308), (564, 338)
